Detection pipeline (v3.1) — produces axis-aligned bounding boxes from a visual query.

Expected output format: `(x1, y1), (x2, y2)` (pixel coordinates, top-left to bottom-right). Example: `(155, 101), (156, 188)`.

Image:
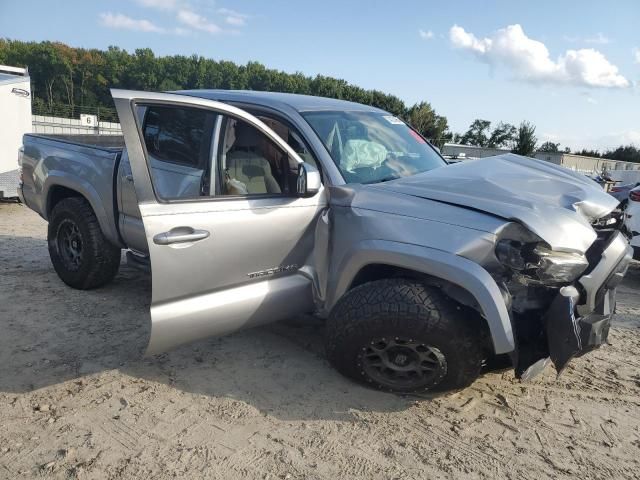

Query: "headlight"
(495, 227), (589, 284)
(531, 245), (589, 283)
(495, 240), (530, 271)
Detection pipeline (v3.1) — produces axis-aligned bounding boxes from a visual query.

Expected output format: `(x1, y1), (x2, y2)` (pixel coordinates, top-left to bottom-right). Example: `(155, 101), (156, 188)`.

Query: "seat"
(225, 123), (281, 194)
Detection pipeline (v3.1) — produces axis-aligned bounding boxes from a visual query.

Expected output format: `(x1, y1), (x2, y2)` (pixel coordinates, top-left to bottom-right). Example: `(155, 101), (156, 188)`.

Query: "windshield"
(302, 111), (446, 184)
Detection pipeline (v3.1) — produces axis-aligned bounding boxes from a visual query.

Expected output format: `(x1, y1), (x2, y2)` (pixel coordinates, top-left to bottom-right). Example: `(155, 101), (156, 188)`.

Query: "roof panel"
(174, 89), (386, 114)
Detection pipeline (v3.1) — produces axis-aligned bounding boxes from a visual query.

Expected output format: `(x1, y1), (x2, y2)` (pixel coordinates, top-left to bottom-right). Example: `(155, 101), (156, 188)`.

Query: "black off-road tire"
(47, 197), (121, 289)
(325, 279), (484, 393)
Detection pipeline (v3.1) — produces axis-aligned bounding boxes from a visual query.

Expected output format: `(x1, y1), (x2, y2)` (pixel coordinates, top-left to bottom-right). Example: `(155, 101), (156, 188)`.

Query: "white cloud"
(585, 33), (611, 45)
(131, 1), (249, 33)
(450, 25), (492, 54)
(100, 12), (165, 33)
(599, 130), (640, 147)
(565, 33), (611, 45)
(539, 130), (640, 152)
(419, 29), (434, 40)
(450, 24), (629, 89)
(217, 8), (249, 27)
(634, 48), (640, 64)
(177, 9), (221, 34)
(135, 0), (180, 10)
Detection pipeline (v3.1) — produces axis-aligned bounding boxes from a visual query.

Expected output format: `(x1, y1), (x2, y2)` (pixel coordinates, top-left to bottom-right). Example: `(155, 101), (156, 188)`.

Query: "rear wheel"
(325, 279), (484, 393)
(48, 197), (121, 289)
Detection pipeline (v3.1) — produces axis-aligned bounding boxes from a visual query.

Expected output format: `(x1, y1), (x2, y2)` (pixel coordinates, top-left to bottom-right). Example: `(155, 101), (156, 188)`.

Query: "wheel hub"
(391, 351), (410, 366)
(360, 337), (447, 389)
(57, 219), (83, 271)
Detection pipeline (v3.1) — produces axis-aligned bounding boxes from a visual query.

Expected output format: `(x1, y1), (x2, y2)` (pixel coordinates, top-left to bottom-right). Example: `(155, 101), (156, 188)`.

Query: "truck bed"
(20, 133), (125, 248)
(31, 133), (125, 150)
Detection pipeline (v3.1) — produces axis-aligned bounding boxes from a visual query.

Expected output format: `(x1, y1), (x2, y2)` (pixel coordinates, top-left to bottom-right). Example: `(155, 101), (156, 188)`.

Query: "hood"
(374, 154), (619, 253)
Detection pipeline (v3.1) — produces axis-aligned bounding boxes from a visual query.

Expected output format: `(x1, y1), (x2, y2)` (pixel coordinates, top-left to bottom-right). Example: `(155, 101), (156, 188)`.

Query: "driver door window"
(142, 105), (216, 200)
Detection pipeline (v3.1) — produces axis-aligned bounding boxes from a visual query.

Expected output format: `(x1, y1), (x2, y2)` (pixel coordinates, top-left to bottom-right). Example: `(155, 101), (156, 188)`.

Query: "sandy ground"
(1, 202), (640, 480)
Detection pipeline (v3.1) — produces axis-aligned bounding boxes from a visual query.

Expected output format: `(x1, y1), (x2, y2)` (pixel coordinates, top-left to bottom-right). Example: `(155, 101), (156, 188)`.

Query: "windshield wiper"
(363, 175), (400, 184)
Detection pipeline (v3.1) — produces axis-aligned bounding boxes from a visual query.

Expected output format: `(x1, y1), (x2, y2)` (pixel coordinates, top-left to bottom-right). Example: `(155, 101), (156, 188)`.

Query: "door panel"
(148, 273), (313, 354)
(117, 151), (147, 253)
(112, 89), (326, 355)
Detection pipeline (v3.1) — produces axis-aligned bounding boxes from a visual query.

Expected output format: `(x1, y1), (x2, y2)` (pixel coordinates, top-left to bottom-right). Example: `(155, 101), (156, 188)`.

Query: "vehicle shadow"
(0, 235), (423, 421)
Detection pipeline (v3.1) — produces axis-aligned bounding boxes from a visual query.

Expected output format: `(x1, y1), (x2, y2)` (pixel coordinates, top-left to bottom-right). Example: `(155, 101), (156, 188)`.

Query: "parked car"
(625, 185), (640, 259)
(609, 182), (640, 206)
(18, 89), (633, 393)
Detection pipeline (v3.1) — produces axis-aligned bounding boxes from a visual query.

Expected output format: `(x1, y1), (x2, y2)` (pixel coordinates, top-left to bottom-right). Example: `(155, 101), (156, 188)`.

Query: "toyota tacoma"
(18, 89), (634, 392)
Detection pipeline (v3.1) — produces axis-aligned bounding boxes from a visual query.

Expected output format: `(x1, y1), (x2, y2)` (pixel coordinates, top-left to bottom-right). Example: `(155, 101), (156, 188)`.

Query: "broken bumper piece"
(517, 289), (613, 381)
(544, 289), (613, 374)
(517, 235), (633, 380)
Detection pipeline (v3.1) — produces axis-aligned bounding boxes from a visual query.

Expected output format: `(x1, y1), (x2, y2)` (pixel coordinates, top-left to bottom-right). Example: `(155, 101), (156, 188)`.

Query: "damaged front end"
(493, 214), (633, 380)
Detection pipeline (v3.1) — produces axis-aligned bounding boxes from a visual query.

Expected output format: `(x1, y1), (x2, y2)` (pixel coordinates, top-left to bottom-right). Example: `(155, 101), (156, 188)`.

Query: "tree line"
(1, 39), (637, 161)
(454, 118), (640, 162)
(0, 39), (450, 145)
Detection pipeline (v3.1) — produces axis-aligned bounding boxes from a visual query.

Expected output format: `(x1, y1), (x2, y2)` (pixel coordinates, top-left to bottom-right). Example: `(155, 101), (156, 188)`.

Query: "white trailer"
(0, 65), (32, 198)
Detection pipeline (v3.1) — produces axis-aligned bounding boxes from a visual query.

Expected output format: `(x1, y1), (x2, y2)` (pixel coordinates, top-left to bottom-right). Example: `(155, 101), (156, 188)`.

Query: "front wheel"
(48, 197), (121, 289)
(325, 279), (484, 393)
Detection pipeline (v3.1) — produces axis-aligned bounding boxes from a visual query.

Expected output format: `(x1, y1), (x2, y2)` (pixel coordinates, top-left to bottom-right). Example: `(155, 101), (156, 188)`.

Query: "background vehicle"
(0, 65), (31, 198)
(610, 182), (640, 207)
(625, 186), (640, 259)
(18, 89), (633, 393)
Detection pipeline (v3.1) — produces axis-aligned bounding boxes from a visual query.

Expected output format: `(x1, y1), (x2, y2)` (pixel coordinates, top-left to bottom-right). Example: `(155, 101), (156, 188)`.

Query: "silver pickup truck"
(18, 89), (633, 393)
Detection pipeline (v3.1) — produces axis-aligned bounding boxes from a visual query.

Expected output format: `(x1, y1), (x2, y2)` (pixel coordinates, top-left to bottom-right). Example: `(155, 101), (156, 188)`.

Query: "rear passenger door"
(112, 90), (326, 355)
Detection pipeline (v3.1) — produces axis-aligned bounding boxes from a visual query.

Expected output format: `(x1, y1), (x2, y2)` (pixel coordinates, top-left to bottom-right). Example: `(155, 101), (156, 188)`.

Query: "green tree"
(603, 145), (640, 163)
(406, 102), (449, 148)
(460, 119), (492, 147)
(511, 121), (538, 157)
(538, 141), (560, 153)
(127, 48), (160, 90)
(487, 122), (517, 148)
(575, 148), (601, 158)
(0, 38), (450, 130)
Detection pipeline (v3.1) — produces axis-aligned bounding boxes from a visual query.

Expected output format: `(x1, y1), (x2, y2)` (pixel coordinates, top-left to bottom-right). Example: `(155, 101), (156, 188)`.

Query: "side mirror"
(297, 162), (321, 197)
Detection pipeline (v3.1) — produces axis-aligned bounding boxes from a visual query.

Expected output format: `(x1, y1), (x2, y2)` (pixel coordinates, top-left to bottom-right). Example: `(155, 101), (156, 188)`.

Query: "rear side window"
(143, 106), (213, 170)
(140, 105), (216, 200)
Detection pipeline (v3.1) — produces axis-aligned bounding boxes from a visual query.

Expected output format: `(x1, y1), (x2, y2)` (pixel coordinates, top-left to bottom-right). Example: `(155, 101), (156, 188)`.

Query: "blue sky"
(1, 0), (638, 150)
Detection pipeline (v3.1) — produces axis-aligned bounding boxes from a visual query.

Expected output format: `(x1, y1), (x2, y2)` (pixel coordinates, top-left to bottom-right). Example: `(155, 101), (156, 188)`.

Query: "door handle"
(153, 227), (210, 245)
(125, 174), (134, 182)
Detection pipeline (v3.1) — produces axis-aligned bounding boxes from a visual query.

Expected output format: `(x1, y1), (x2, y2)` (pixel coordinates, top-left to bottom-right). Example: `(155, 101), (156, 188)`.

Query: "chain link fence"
(31, 102), (119, 123)
(31, 102), (121, 136)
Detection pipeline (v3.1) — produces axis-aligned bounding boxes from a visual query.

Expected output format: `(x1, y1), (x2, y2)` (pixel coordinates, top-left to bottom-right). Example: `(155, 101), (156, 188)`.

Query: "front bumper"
(518, 231), (633, 379)
(543, 289), (614, 375)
